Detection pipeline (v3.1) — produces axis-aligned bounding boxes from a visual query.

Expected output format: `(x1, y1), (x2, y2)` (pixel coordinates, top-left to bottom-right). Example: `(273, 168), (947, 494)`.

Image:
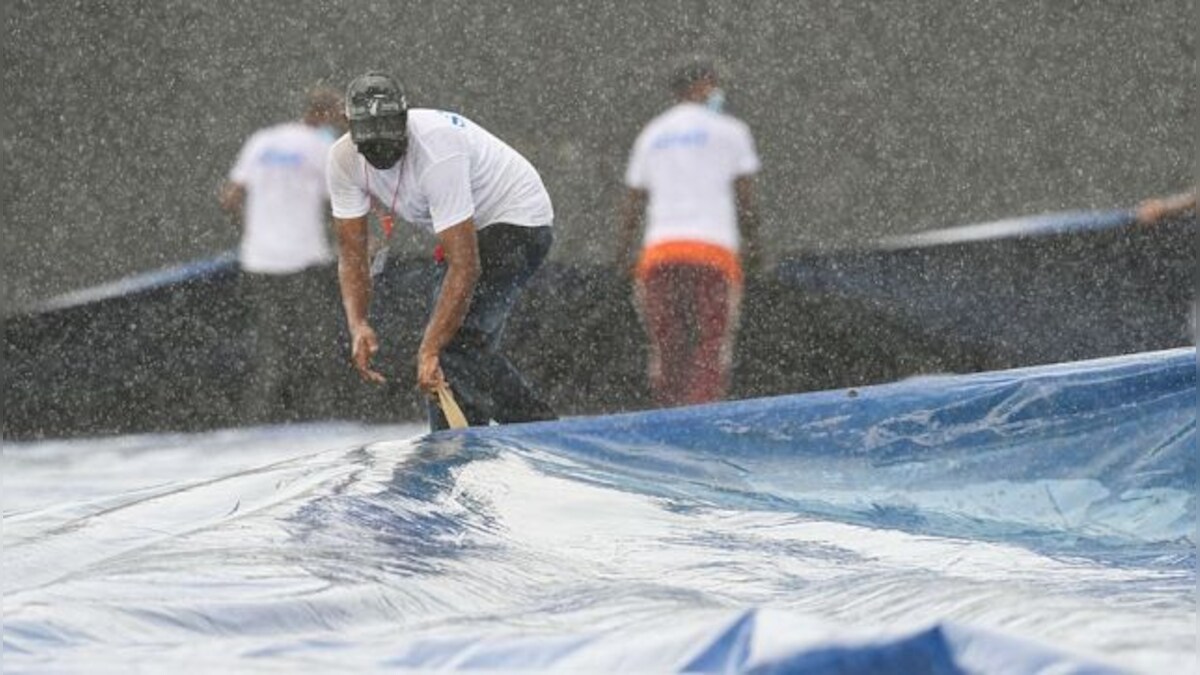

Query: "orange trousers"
(635, 242), (742, 407)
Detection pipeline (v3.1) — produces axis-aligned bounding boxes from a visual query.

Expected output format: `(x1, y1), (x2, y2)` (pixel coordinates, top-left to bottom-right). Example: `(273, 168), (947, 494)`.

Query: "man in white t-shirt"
(327, 71), (556, 431)
(220, 86), (345, 424)
(617, 58), (762, 407)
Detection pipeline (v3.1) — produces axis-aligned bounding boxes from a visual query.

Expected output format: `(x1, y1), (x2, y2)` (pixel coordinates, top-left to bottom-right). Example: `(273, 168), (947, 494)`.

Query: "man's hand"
(416, 347), (447, 395)
(350, 323), (386, 384)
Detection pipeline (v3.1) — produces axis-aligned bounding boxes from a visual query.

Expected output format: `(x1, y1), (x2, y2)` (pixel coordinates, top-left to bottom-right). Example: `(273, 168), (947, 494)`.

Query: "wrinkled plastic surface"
(4, 350), (1195, 672)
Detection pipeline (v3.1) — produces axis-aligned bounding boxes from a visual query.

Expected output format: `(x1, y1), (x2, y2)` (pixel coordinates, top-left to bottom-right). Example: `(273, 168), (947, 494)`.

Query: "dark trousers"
(426, 223), (557, 431)
(241, 266), (339, 424)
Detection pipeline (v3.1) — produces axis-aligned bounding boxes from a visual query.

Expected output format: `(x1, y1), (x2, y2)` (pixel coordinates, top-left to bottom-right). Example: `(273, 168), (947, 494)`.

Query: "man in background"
(617, 57), (762, 407)
(219, 86), (345, 424)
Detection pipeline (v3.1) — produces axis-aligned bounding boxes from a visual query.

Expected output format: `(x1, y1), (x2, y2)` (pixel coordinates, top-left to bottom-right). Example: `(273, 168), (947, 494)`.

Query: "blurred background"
(3, 0), (1192, 310)
(3, 1), (1194, 438)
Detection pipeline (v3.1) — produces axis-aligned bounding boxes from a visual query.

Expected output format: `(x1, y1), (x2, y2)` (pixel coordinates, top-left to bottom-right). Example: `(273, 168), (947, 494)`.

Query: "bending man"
(327, 71), (557, 430)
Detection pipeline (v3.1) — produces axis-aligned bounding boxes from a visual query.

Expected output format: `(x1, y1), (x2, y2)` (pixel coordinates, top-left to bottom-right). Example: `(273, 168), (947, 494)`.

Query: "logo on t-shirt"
(259, 149), (304, 167)
(438, 111), (467, 128)
(651, 128), (709, 150)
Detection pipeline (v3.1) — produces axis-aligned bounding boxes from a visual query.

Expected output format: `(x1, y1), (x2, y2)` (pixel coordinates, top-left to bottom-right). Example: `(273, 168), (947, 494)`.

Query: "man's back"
(231, 122), (335, 273)
(625, 103), (759, 252)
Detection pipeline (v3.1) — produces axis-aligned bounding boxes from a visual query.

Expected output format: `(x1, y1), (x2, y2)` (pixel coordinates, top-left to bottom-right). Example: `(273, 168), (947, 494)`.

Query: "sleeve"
(419, 153), (475, 232)
(327, 143), (371, 219)
(228, 134), (258, 184)
(624, 133), (648, 189)
(732, 122), (761, 177)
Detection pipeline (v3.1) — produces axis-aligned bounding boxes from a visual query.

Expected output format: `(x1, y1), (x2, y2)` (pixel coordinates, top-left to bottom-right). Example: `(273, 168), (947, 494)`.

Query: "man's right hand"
(350, 323), (386, 384)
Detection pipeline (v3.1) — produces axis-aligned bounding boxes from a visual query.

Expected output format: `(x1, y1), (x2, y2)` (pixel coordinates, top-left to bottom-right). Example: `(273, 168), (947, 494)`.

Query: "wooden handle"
(436, 383), (469, 429)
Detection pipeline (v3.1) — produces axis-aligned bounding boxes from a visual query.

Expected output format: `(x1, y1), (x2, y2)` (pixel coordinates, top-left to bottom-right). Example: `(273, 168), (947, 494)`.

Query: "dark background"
(5, 212), (1192, 440)
(2, 1), (1193, 312)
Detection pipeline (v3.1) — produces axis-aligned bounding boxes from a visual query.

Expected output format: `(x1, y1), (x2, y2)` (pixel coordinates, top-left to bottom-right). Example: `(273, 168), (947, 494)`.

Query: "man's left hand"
(417, 349), (447, 395)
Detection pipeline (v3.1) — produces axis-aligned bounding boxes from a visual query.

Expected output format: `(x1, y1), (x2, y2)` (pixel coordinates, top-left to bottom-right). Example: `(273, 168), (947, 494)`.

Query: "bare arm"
(735, 176), (761, 276)
(417, 218), (482, 393)
(1136, 190), (1197, 225)
(617, 188), (648, 277)
(218, 182), (246, 227)
(335, 214), (385, 383)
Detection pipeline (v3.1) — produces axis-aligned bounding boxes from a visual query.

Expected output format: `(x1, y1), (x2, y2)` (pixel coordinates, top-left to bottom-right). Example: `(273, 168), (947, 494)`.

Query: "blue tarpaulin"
(4, 348), (1194, 672)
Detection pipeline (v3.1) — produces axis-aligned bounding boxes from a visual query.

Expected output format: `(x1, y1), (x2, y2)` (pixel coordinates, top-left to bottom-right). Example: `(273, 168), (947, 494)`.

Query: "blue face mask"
(705, 88), (726, 113)
(317, 125), (340, 141)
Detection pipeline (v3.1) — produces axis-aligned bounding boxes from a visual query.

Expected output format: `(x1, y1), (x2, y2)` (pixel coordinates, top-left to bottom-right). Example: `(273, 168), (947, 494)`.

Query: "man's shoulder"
(408, 108), (471, 134)
(251, 122), (332, 155)
(641, 104), (742, 134)
(687, 110), (754, 147)
(328, 134), (362, 173)
(330, 132), (356, 155)
(256, 121), (306, 140)
(643, 104), (689, 131)
(636, 105), (750, 146)
(408, 109), (475, 163)
(683, 106), (752, 136)
(634, 106), (686, 147)
(717, 113), (753, 137)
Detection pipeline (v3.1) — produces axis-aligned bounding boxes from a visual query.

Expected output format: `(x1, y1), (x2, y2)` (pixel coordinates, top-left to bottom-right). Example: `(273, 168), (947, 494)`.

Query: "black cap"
(345, 71), (408, 143)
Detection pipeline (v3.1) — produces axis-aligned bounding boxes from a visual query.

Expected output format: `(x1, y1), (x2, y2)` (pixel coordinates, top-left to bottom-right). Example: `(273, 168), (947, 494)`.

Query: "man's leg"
(686, 266), (741, 404)
(288, 265), (340, 420)
(242, 272), (288, 425)
(637, 264), (692, 407)
(426, 224), (556, 429)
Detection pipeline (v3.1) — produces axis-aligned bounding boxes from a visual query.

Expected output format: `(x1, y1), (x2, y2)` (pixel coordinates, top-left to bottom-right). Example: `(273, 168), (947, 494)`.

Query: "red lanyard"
(363, 158), (401, 237)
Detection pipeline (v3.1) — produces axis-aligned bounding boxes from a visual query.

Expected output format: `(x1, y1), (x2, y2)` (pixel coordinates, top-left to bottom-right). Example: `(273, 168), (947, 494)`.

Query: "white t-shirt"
(327, 109), (553, 233)
(229, 122), (336, 274)
(624, 102), (760, 252)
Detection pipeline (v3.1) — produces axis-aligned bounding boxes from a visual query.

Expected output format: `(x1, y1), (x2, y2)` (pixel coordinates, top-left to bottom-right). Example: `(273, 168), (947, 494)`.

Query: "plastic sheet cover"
(4, 349), (1195, 672)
